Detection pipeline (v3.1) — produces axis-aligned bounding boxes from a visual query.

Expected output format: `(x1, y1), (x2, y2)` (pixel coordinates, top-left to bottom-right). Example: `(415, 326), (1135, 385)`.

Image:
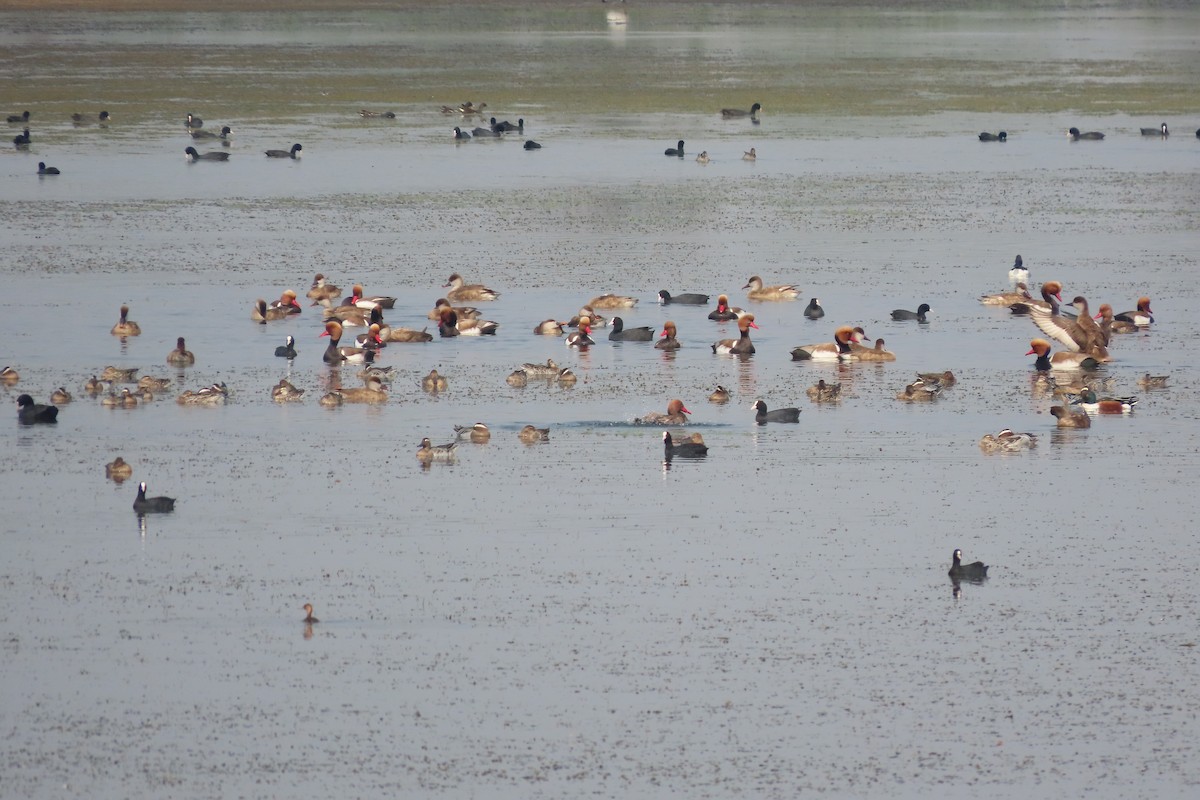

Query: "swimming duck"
(753, 399), (800, 423)
(1071, 387), (1137, 414)
(37, 162), (60, 175)
(353, 324), (386, 351)
(1009, 280), (1063, 315)
(176, 383), (228, 406)
(1068, 127), (1104, 140)
(323, 302), (380, 328)
(533, 319), (567, 335)
(708, 385), (730, 404)
(948, 549), (988, 582)
(891, 303), (931, 322)
(337, 375), (388, 404)
(50, 387), (72, 404)
(712, 313), (757, 355)
(1029, 297), (1108, 358)
(275, 335), (298, 359)
(568, 307), (608, 328)
(190, 125), (233, 140)
(185, 113), (203, 128)
(980, 283), (1032, 306)
(13, 128), (31, 146)
(110, 305), (141, 337)
(319, 391), (343, 407)
(1, 366), (20, 385)
(518, 425), (550, 443)
(720, 102), (762, 119)
(452, 126), (471, 140)
(101, 389), (130, 408)
(636, 399), (691, 426)
(444, 273), (500, 302)
(523, 140), (542, 150)
(428, 298), (481, 321)
(979, 430), (1037, 452)
(663, 430), (709, 458)
(1009, 254), (1029, 287)
(609, 317), (654, 342)
(268, 290), (302, 314)
(915, 370), (956, 388)
(978, 131), (1007, 142)
(385, 326), (433, 343)
(252, 299), (291, 323)
(166, 337), (195, 367)
(1051, 405), (1091, 428)
(6, 110), (30, 123)
(265, 143), (302, 159)
(853, 338), (896, 362)
(806, 380), (841, 402)
(306, 273), (341, 304)
(1114, 297), (1153, 326)
(321, 320), (375, 364)
(454, 422), (491, 443)
(184, 146), (229, 162)
(557, 367), (578, 386)
(16, 394), (58, 424)
(360, 109), (396, 118)
(803, 298), (825, 319)
(422, 369), (449, 393)
(707, 294), (743, 321)
(743, 276), (800, 301)
(566, 318), (595, 348)
(521, 358), (560, 377)
(657, 290), (710, 306)
(416, 437), (458, 461)
(506, 370), (528, 387)
(1137, 373), (1169, 389)
(339, 283), (396, 310)
(1139, 122), (1168, 137)
(133, 481), (175, 514)
(105, 456), (133, 482)
(84, 375), (106, 395)
(896, 383), (939, 402)
(271, 379), (305, 403)
(655, 321), (681, 350)
(303, 603), (319, 623)
(664, 140), (685, 157)
(358, 365), (395, 382)
(695, 151), (710, 165)
(439, 308), (498, 336)
(589, 293), (638, 309)
(100, 366), (139, 383)
(743, 147), (757, 161)
(1090, 304), (1133, 342)
(791, 326), (859, 361)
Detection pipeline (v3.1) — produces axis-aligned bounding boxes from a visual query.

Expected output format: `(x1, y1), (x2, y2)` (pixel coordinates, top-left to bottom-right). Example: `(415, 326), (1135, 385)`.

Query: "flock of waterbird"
(9, 101), (1179, 594)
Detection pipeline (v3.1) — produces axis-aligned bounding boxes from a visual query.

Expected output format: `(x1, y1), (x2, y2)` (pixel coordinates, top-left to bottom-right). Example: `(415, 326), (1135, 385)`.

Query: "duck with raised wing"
(1029, 296), (1108, 358)
(712, 313), (757, 355)
(636, 399), (691, 426)
(743, 275), (800, 301)
(110, 305), (141, 337)
(791, 326), (858, 361)
(1009, 280), (1063, 315)
(753, 399), (800, 423)
(444, 273), (500, 302)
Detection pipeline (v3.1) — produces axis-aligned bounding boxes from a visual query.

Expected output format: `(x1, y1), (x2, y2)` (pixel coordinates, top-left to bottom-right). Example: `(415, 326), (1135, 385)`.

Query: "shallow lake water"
(2, 2), (1200, 798)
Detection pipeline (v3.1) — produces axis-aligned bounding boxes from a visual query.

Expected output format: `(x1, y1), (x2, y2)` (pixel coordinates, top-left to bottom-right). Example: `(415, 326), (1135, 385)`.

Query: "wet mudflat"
(2, 2), (1200, 798)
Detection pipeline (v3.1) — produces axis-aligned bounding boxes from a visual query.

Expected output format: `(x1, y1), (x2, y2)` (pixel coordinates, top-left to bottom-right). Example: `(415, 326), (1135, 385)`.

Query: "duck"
(803, 298), (825, 319)
(1009, 280), (1063, 315)
(980, 283), (1032, 306)
(110, 304), (141, 336)
(1114, 297), (1153, 326)
(84, 375), (105, 395)
(636, 399), (691, 426)
(948, 549), (988, 582)
(609, 317), (654, 342)
(358, 365), (395, 382)
(385, 326), (433, 343)
(1071, 387), (1137, 414)
(1068, 127), (1104, 140)
(1, 366), (20, 385)
(417, 437), (458, 462)
(439, 308), (499, 336)
(655, 321), (681, 350)
(753, 399), (800, 423)
(100, 366), (139, 383)
(663, 430), (708, 458)
(421, 369), (449, 393)
(743, 275), (800, 301)
(452, 126), (471, 140)
(185, 113), (203, 128)
(1140, 122), (1169, 137)
(721, 102), (762, 119)
(695, 151), (710, 165)
(133, 481), (175, 514)
(337, 375), (388, 404)
(339, 283), (396, 310)
(303, 603), (319, 624)
(490, 117), (524, 133)
(105, 456), (133, 482)
(271, 379), (305, 403)
(6, 110), (30, 123)
(323, 302), (380, 328)
(657, 290), (709, 306)
(360, 109), (396, 118)
(1026, 338), (1098, 371)
(533, 319), (567, 336)
(521, 358), (560, 377)
(428, 298), (481, 321)
(742, 147), (757, 161)
(978, 131), (1007, 142)
(176, 383), (228, 406)
(13, 128), (31, 146)
(708, 294), (742, 321)
(853, 338), (896, 362)
(275, 335), (298, 359)
(1051, 404), (1091, 428)
(712, 313), (757, 355)
(1009, 254), (1029, 287)
(37, 162), (60, 175)
(790, 326), (859, 361)
(1090, 304), (1132, 343)
(353, 324), (386, 351)
(569, 307), (608, 328)
(915, 370), (956, 388)
(101, 389), (130, 408)
(806, 380), (841, 402)
(268, 289), (303, 314)
(16, 394), (58, 424)
(566, 317), (595, 348)
(664, 139), (685, 157)
(321, 320), (375, 364)
(1137, 373), (1169, 389)
(518, 425), (550, 443)
(1029, 296), (1108, 358)
(444, 273), (500, 302)
(891, 303), (931, 322)
(306, 273), (341, 304)
(523, 140), (542, 150)
(979, 430), (1037, 452)
(166, 337), (195, 367)
(72, 110), (110, 124)
(190, 125), (233, 140)
(265, 143), (302, 159)
(455, 422), (491, 443)
(252, 299), (290, 323)
(319, 391), (343, 407)
(506, 370), (528, 387)
(896, 383), (939, 402)
(184, 146), (230, 162)
(557, 367), (578, 386)
(50, 387), (72, 404)
(589, 293), (637, 309)
(708, 385), (730, 404)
